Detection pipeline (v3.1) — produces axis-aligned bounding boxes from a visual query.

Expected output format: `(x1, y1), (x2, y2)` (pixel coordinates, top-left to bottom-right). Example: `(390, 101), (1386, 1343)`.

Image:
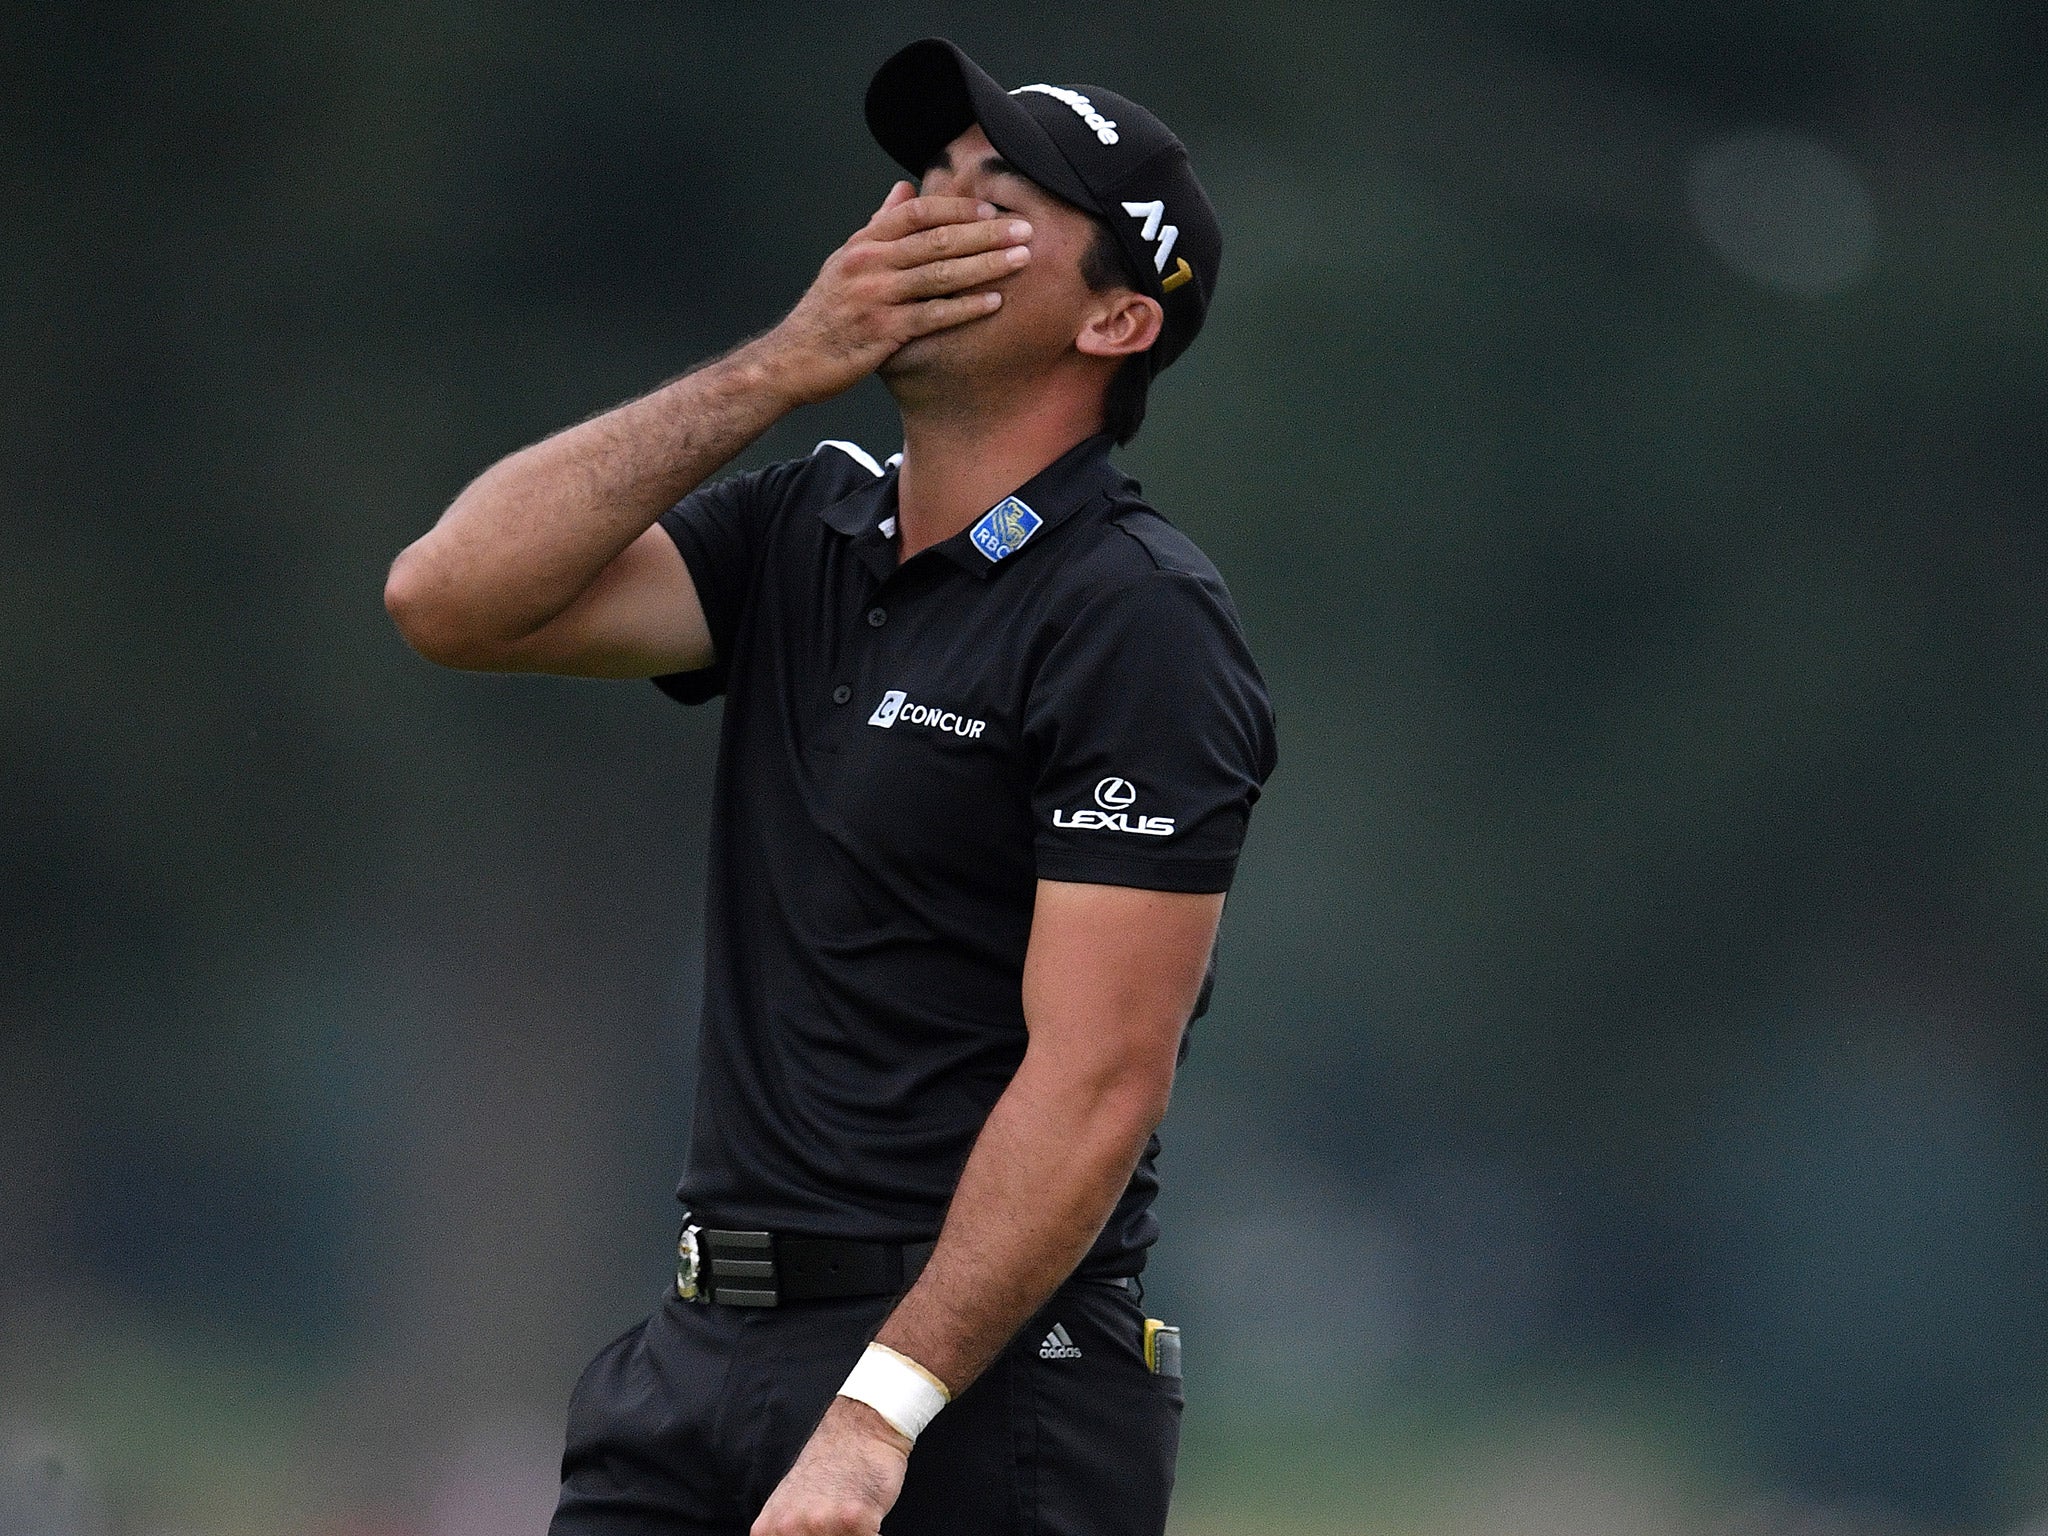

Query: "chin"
(885, 321), (985, 376)
(884, 311), (1055, 405)
(879, 334), (982, 411)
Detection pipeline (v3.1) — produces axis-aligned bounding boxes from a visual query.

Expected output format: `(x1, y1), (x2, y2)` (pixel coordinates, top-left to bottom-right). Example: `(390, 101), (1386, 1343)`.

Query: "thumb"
(874, 180), (916, 218)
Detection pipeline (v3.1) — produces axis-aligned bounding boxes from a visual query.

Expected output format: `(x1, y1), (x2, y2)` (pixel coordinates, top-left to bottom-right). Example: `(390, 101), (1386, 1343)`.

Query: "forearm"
(386, 338), (795, 657)
(871, 1049), (1165, 1394)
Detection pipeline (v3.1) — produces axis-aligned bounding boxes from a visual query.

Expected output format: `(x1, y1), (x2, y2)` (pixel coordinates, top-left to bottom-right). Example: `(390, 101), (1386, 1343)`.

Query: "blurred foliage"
(5, 2), (2047, 1532)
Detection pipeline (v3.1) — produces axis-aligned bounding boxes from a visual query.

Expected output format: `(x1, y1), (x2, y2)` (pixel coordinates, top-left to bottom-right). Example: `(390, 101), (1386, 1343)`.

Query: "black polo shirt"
(654, 431), (1276, 1274)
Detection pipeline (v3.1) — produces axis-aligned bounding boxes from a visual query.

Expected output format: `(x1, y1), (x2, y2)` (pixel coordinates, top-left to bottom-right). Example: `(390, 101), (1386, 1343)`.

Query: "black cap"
(864, 38), (1221, 377)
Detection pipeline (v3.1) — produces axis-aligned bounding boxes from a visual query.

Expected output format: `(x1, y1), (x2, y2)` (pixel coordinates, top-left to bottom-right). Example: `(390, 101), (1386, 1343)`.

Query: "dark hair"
(1079, 217), (1153, 446)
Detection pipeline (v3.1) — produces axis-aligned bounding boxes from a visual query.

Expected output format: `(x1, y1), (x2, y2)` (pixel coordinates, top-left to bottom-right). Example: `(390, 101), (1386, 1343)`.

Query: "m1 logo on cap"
(1122, 200), (1194, 293)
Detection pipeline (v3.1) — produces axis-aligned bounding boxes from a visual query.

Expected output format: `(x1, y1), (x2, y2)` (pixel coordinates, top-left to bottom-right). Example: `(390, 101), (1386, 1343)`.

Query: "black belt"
(678, 1221), (936, 1307)
(677, 1221), (1143, 1308)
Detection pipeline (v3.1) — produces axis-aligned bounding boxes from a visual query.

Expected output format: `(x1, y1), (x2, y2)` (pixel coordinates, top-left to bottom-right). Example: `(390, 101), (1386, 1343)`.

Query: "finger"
(857, 181), (918, 237)
(881, 216), (1032, 270)
(891, 245), (1031, 299)
(866, 193), (998, 242)
(898, 289), (1004, 338)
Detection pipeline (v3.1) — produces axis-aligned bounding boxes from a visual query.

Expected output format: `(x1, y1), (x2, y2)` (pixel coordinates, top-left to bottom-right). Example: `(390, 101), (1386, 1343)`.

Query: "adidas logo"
(1038, 1323), (1082, 1361)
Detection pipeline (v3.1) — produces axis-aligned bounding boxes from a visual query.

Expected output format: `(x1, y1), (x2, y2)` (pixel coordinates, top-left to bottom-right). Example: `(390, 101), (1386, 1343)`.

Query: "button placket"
(828, 581), (893, 724)
(827, 561), (929, 737)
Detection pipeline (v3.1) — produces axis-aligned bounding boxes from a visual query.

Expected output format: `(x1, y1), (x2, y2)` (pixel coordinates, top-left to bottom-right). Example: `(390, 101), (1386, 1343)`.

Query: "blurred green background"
(6, 2), (2047, 1532)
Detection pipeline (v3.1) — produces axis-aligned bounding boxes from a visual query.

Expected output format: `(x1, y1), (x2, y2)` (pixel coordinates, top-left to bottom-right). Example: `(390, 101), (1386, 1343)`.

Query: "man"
(384, 37), (1276, 1536)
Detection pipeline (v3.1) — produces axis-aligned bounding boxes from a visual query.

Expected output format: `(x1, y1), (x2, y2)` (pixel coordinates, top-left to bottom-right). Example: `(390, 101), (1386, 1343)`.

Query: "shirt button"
(832, 685), (852, 705)
(866, 607), (888, 628)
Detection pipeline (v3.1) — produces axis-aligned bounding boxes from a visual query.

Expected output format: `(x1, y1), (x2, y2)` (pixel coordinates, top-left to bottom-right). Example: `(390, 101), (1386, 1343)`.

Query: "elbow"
(1020, 1026), (1180, 1143)
(1103, 1036), (1181, 1136)
(384, 544), (488, 668)
(1069, 1056), (1177, 1143)
(1115, 1072), (1175, 1137)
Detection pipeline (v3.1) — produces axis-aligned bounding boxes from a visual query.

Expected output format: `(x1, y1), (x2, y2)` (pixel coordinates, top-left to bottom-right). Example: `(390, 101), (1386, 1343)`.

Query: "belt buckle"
(677, 1222), (705, 1302)
(704, 1228), (778, 1307)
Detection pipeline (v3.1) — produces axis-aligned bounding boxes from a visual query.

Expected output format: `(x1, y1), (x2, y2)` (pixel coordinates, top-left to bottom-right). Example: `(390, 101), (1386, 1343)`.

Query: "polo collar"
(813, 432), (1131, 581)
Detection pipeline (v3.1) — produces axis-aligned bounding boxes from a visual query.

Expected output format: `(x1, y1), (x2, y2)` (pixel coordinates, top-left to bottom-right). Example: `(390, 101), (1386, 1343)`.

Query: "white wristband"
(836, 1342), (952, 1443)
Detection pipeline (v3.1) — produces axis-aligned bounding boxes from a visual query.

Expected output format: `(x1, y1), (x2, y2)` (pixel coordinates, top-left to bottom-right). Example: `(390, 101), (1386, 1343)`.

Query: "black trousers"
(548, 1273), (1183, 1536)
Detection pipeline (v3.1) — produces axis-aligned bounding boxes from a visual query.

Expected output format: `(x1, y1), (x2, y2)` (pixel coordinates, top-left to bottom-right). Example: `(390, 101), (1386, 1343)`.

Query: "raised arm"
(382, 182), (1032, 675)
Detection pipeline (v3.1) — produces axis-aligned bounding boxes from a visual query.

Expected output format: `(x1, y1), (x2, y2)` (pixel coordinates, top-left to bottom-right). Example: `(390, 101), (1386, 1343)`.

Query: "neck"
(891, 379), (1108, 561)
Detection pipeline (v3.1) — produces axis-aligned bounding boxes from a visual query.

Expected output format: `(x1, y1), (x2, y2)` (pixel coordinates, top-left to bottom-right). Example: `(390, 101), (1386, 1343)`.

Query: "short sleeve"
(650, 463), (782, 705)
(1026, 571), (1278, 893)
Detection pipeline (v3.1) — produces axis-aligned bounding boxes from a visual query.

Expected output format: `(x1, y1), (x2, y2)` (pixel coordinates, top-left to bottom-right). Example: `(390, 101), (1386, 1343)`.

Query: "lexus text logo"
(1053, 775), (1174, 837)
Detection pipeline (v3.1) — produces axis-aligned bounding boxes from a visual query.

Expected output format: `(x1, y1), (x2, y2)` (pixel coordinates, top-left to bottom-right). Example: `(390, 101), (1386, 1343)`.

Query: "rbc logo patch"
(969, 497), (1042, 563)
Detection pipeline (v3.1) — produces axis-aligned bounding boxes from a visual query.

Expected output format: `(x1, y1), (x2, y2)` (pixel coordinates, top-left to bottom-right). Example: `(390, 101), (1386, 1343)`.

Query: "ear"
(1075, 290), (1164, 362)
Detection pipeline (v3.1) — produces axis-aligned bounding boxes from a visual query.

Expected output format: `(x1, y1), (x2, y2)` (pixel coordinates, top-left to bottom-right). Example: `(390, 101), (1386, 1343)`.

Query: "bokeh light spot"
(1687, 130), (1877, 296)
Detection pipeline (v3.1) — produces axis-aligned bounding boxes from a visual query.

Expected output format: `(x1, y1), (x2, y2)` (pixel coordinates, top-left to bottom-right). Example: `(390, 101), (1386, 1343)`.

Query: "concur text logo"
(868, 688), (988, 739)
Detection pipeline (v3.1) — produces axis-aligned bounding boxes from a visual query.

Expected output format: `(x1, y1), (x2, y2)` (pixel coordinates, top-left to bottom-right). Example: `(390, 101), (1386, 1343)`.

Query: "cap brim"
(865, 39), (1099, 214)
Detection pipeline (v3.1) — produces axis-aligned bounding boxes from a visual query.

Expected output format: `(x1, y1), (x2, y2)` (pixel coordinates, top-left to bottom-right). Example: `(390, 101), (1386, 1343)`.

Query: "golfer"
(385, 37), (1276, 1536)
